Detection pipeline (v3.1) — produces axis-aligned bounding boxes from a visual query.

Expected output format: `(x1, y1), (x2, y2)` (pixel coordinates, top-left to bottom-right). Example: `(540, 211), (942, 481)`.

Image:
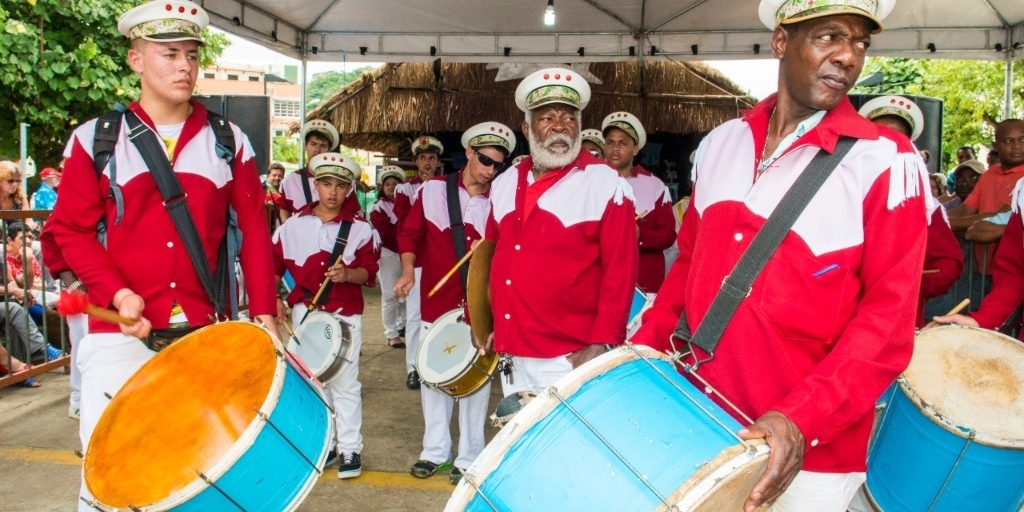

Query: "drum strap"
(673, 137), (856, 361)
(446, 172), (470, 297)
(312, 220), (353, 308)
(300, 167), (314, 206)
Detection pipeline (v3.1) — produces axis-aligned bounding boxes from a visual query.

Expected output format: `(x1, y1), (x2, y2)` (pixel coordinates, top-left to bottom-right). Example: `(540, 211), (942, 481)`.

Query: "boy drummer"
(272, 153), (380, 479)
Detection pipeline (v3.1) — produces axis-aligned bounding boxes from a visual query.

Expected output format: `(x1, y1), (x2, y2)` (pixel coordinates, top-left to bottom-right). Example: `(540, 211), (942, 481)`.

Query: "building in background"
(196, 64), (302, 138)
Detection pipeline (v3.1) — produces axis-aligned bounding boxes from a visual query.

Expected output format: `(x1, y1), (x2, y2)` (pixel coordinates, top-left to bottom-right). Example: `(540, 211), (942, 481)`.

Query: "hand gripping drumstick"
(309, 254), (346, 306)
(922, 298), (971, 330)
(56, 290), (136, 326)
(428, 245), (476, 298)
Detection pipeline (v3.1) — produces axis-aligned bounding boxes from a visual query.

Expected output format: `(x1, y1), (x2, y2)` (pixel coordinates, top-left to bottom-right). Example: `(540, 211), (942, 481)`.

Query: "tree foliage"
(305, 67), (372, 108)
(853, 57), (1024, 167)
(0, 0), (227, 167)
(272, 136), (299, 164)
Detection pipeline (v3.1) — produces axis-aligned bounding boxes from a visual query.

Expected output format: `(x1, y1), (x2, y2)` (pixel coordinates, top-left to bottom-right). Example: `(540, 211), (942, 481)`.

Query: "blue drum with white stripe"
(627, 287), (655, 338)
(867, 325), (1024, 511)
(84, 322), (334, 512)
(446, 345), (770, 512)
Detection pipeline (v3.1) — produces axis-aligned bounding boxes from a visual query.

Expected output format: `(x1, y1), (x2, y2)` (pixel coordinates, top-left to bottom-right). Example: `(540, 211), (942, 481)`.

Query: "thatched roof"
(300, 61), (756, 156)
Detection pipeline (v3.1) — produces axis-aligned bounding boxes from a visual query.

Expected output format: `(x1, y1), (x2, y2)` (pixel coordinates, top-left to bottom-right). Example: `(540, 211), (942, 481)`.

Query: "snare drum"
(417, 308), (498, 398)
(446, 345), (769, 511)
(84, 322), (333, 511)
(867, 325), (1024, 511)
(627, 287), (655, 338)
(289, 311), (353, 384)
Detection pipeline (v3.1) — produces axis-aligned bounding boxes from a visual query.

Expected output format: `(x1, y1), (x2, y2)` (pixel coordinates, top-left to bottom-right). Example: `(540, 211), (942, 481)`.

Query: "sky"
(216, 30), (780, 100)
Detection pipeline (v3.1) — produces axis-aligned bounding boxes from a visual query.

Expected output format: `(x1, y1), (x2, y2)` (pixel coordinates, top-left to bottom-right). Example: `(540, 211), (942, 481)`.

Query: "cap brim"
(140, 34), (206, 45)
(781, 10), (883, 34)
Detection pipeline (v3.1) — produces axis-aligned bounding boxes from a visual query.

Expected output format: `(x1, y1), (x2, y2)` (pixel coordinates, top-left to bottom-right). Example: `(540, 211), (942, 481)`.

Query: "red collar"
(128, 99), (209, 163)
(744, 94), (880, 155)
(434, 169), (491, 198)
(297, 193), (362, 223)
(517, 149), (604, 178)
(631, 165), (653, 178)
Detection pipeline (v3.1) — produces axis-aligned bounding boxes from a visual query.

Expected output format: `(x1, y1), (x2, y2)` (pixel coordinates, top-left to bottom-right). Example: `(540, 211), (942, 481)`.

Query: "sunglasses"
(474, 150), (508, 172)
(5, 179), (17, 184)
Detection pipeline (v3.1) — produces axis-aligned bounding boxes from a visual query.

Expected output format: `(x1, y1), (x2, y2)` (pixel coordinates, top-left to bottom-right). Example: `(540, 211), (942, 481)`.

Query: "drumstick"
(922, 269), (940, 274)
(922, 298), (971, 330)
(309, 255), (345, 306)
(635, 210), (649, 221)
(56, 290), (135, 326)
(428, 246), (476, 298)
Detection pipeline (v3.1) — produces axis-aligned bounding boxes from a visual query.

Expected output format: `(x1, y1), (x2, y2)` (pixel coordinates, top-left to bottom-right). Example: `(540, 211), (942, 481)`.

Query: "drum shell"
(867, 379), (1024, 512)
(434, 351), (499, 398)
(417, 309), (498, 398)
(627, 288), (655, 338)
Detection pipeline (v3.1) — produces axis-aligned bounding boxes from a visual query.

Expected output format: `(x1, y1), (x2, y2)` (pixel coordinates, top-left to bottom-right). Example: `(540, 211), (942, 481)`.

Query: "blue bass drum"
(867, 325), (1024, 511)
(445, 345), (769, 511)
(627, 288), (656, 338)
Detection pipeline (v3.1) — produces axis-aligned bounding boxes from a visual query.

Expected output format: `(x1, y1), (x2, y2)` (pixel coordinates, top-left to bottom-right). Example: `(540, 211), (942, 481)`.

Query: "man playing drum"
(279, 120), (340, 220)
(631, 1), (929, 510)
(483, 67), (638, 402)
(394, 136), (444, 390)
(395, 122), (514, 483)
(273, 153), (380, 479)
(369, 165), (408, 349)
(48, 2), (279, 508)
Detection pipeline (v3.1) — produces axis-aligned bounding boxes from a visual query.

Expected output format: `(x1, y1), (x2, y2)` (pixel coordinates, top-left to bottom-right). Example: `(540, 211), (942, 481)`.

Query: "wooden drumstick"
(635, 210), (649, 221)
(922, 298), (971, 330)
(310, 254), (345, 306)
(56, 290), (135, 326)
(922, 269), (940, 275)
(428, 246), (476, 298)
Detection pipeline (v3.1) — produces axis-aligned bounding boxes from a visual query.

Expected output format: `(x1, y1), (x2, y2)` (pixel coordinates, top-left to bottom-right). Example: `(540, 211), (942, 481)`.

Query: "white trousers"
(292, 306), (363, 454)
(67, 313), (88, 409)
(767, 471), (866, 512)
(404, 267), (423, 373)
(77, 332), (157, 511)
(417, 321), (491, 469)
(499, 354), (573, 396)
(378, 248), (406, 339)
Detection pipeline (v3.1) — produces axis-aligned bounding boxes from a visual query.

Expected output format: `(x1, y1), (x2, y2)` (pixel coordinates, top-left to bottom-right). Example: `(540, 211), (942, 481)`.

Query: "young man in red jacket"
(369, 165), (408, 348)
(279, 120), (339, 218)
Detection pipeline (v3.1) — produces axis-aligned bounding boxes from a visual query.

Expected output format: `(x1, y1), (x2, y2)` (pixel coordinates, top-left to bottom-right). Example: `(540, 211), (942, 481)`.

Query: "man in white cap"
(369, 165), (408, 348)
(860, 96), (963, 327)
(395, 122), (513, 483)
(393, 135), (444, 389)
(602, 111), (676, 292)
(280, 119), (340, 219)
(580, 129), (605, 158)
(48, 2), (278, 509)
(273, 152), (379, 480)
(482, 68), (638, 398)
(631, 1), (930, 510)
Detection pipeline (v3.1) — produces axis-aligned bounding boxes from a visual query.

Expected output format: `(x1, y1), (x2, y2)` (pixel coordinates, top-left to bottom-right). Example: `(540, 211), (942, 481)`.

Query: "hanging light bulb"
(544, 0), (556, 26)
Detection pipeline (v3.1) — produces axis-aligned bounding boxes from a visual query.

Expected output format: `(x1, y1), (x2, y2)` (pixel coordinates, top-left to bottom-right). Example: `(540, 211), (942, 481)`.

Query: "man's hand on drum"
(113, 288), (152, 340)
(931, 314), (979, 328)
(325, 262), (349, 283)
(394, 271), (415, 298)
(566, 344), (608, 369)
(738, 410), (804, 512)
(473, 332), (495, 357)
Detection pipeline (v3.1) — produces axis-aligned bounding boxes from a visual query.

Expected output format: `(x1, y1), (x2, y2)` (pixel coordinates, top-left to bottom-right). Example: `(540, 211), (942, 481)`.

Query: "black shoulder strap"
(446, 172), (469, 297)
(313, 220), (353, 307)
(673, 137), (857, 361)
(300, 168), (314, 206)
(93, 109), (126, 225)
(121, 110), (226, 318)
(206, 111), (235, 167)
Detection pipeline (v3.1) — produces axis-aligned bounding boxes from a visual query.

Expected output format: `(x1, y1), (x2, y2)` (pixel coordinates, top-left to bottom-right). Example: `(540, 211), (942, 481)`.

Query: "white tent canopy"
(201, 0), (1024, 63)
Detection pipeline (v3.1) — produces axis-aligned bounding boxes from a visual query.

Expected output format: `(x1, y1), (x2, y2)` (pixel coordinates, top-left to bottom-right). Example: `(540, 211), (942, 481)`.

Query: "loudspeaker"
(194, 95), (271, 175)
(849, 94), (943, 175)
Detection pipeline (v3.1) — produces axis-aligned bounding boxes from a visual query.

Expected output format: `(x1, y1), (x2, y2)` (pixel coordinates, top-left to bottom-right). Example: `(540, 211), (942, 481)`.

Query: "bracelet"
(66, 280), (84, 292)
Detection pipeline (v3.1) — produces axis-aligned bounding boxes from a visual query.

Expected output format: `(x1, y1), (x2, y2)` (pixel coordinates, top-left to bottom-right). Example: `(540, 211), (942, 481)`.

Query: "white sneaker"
(68, 404), (80, 420)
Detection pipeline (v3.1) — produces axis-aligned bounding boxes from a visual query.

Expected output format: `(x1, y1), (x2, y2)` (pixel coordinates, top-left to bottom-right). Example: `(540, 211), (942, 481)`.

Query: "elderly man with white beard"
(478, 67), (639, 399)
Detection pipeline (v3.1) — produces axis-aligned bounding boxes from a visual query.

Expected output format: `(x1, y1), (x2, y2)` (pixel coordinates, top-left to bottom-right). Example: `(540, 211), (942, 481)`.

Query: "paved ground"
(0, 286), (504, 511)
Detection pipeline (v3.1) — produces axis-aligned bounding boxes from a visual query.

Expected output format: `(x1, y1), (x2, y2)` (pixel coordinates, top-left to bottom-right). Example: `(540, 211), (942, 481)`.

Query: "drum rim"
(446, 344), (755, 511)
(902, 325), (1024, 448)
(113, 322), (290, 511)
(416, 308), (477, 385)
(290, 311), (346, 378)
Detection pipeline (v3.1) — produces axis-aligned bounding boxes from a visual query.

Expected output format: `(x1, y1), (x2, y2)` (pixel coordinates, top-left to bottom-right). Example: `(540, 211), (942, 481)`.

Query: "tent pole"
(300, 33), (308, 167)
(1004, 30), (1014, 119)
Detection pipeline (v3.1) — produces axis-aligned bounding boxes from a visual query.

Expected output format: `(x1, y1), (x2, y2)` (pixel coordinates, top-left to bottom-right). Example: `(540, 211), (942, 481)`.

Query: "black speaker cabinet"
(849, 94), (943, 175)
(194, 95), (271, 175)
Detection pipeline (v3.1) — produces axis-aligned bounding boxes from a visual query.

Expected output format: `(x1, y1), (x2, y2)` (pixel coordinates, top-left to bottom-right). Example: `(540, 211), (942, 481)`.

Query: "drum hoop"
(671, 440), (770, 510)
(417, 309), (476, 385)
(897, 376), (1024, 448)
(447, 345), (744, 511)
(291, 312), (346, 377)
(140, 322), (291, 511)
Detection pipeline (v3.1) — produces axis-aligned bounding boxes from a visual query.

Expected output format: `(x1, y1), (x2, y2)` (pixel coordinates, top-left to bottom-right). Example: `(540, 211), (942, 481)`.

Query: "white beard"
(528, 129), (582, 172)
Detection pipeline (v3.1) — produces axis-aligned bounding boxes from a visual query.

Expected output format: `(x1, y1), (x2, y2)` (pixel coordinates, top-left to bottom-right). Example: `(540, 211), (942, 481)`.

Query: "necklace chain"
(757, 107), (777, 177)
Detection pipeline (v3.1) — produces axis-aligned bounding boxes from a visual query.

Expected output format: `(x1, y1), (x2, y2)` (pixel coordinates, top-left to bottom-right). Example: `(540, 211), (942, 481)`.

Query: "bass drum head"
(290, 311), (347, 382)
(906, 325), (1024, 447)
(417, 309), (475, 386)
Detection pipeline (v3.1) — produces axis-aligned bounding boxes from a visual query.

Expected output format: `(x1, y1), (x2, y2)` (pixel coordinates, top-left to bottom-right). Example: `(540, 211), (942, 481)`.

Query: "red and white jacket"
(398, 172), (489, 324)
(487, 152), (639, 358)
(971, 178), (1024, 334)
(628, 165), (676, 292)
(919, 195), (963, 327)
(273, 194), (380, 316)
(279, 168), (317, 213)
(369, 195), (400, 253)
(51, 100), (277, 333)
(393, 176), (425, 228)
(632, 96), (929, 473)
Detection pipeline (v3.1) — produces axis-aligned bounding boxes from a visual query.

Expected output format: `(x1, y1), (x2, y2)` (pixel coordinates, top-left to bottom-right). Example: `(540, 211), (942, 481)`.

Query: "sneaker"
(325, 449), (340, 467)
(410, 459), (452, 479)
(68, 404), (80, 420)
(398, 327), (406, 338)
(338, 452), (362, 479)
(44, 344), (63, 362)
(449, 467), (463, 485)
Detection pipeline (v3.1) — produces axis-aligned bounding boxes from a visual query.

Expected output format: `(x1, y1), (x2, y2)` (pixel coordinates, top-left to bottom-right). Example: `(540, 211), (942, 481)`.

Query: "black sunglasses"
(474, 150), (508, 172)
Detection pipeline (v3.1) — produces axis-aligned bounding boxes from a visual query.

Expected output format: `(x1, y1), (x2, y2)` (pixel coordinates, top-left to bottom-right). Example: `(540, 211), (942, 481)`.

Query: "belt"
(146, 326), (199, 352)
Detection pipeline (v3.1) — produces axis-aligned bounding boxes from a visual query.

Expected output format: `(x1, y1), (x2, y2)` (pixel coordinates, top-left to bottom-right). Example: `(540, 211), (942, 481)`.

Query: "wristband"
(67, 280), (84, 292)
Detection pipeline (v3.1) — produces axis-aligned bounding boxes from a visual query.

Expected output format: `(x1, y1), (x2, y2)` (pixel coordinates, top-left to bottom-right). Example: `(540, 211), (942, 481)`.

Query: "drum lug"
(78, 497), (104, 511)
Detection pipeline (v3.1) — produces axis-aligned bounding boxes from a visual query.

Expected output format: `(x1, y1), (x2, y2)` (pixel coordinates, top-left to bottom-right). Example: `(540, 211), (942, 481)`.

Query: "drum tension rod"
(195, 470), (248, 511)
(551, 388), (680, 512)
(128, 505), (143, 512)
(275, 352), (337, 414)
(463, 473), (500, 512)
(928, 429), (976, 512)
(253, 408), (322, 474)
(78, 497), (103, 511)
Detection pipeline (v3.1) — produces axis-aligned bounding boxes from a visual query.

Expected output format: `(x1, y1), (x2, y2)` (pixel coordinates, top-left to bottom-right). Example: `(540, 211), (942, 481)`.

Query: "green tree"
(305, 67), (372, 108)
(273, 136), (300, 164)
(0, 0), (227, 167)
